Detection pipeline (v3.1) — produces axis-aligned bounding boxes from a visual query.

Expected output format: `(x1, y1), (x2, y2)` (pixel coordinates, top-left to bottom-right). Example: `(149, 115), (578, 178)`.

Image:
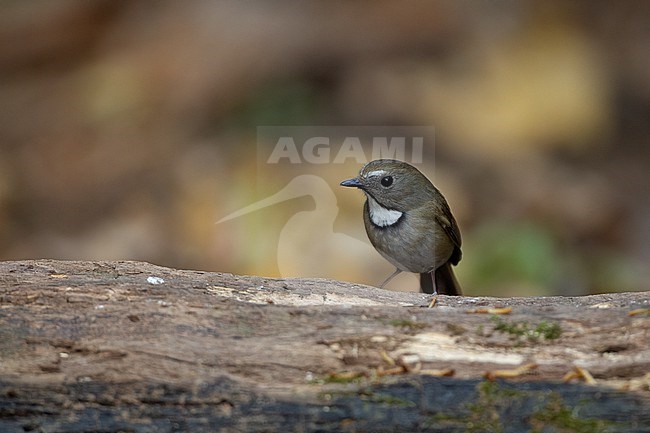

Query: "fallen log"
(0, 260), (648, 432)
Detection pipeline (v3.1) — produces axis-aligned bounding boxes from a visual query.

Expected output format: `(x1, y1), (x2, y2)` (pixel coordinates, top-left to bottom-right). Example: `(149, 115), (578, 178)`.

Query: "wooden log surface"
(0, 260), (649, 432)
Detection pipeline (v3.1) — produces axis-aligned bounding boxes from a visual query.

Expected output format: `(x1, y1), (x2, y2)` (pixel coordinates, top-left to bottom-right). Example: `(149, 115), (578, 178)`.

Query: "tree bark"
(1, 260), (648, 432)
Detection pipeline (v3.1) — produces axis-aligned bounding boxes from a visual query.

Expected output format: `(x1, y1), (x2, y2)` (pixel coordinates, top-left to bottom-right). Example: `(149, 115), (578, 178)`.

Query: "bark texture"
(0, 260), (648, 432)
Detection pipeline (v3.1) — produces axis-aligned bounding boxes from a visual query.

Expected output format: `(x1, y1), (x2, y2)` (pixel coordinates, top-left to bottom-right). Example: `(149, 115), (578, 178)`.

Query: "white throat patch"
(365, 194), (402, 227)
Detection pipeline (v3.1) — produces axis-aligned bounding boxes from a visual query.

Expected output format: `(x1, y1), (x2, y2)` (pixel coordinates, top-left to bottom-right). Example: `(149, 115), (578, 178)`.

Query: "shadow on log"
(0, 260), (649, 432)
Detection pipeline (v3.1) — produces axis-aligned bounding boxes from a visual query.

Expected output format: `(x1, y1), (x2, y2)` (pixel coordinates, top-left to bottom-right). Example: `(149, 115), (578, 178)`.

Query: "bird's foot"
(427, 294), (438, 308)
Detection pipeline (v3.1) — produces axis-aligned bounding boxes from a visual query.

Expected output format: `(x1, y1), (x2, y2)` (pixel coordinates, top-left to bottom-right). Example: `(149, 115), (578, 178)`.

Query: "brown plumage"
(341, 159), (462, 295)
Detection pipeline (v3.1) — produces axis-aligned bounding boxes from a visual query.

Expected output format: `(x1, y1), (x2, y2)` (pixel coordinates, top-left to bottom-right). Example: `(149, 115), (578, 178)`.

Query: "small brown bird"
(340, 159), (462, 295)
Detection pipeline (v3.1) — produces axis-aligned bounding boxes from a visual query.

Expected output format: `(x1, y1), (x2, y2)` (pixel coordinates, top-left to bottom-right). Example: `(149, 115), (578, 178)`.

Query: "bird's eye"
(381, 176), (393, 187)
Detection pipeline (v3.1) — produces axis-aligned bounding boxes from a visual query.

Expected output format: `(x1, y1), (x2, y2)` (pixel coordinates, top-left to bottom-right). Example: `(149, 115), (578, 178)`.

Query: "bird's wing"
(434, 204), (462, 265)
(435, 209), (461, 249)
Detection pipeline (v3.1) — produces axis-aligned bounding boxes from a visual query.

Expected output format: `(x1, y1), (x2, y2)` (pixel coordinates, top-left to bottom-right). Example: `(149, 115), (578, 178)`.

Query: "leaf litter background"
(1, 1), (648, 296)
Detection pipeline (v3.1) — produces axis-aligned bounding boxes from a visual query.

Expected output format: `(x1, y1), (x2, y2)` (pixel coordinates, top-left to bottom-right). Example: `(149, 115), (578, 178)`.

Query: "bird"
(340, 159), (462, 296)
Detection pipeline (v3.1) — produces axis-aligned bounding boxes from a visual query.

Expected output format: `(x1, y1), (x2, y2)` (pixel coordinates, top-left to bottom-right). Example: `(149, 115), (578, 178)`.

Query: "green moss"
(530, 393), (610, 433)
(463, 381), (524, 432)
(535, 320), (563, 340)
(427, 381), (516, 432)
(427, 381), (618, 432)
(490, 316), (562, 342)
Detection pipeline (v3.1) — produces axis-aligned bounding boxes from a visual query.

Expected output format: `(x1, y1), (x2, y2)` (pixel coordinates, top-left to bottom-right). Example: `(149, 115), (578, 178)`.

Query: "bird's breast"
(363, 205), (454, 273)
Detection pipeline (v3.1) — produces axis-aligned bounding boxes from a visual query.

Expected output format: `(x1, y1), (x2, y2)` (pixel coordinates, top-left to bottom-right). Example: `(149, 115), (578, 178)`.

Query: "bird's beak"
(340, 178), (362, 188)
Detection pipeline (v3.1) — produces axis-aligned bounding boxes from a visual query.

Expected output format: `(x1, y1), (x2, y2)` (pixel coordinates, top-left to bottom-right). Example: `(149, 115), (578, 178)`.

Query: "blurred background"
(1, 1), (648, 296)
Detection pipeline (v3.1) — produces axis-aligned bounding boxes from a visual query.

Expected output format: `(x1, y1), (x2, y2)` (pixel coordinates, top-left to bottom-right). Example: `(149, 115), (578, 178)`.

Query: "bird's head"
(340, 159), (434, 211)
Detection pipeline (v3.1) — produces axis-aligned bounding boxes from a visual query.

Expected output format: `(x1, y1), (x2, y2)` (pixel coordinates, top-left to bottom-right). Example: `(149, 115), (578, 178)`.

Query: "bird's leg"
(430, 272), (438, 296)
(428, 272), (438, 308)
(380, 268), (402, 289)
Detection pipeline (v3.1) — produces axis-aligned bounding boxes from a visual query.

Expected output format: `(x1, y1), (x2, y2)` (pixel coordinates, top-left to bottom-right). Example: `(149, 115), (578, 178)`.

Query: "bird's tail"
(420, 263), (462, 296)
